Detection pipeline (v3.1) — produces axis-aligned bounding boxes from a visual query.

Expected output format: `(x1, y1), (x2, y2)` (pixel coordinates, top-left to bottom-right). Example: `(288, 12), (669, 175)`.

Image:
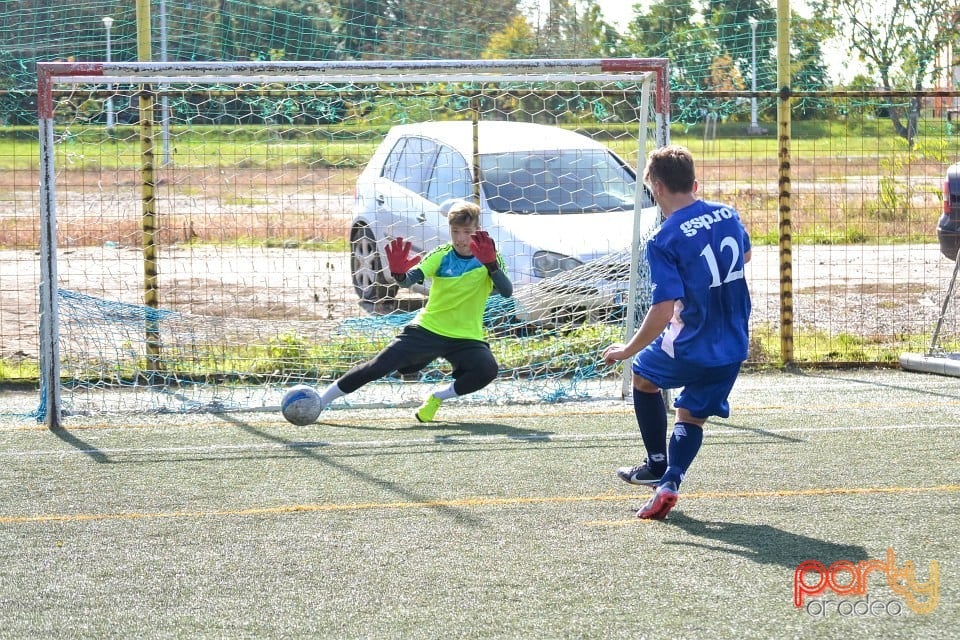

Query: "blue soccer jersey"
(645, 199), (752, 366)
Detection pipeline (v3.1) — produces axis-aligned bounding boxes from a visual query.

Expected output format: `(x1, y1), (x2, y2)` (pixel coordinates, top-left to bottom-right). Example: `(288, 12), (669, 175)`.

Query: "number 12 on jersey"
(700, 236), (744, 288)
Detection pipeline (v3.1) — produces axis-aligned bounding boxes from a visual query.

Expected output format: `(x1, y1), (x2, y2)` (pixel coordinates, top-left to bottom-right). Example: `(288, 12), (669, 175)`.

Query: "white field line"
(0, 422), (953, 458)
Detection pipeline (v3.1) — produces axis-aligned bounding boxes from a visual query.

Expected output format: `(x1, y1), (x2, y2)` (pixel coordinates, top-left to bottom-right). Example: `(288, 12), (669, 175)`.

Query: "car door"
(367, 136), (412, 239)
(420, 143), (473, 248)
(385, 136), (441, 254)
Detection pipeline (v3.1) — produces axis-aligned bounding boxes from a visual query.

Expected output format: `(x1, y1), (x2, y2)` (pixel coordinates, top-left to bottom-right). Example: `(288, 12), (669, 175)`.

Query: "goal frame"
(36, 58), (671, 429)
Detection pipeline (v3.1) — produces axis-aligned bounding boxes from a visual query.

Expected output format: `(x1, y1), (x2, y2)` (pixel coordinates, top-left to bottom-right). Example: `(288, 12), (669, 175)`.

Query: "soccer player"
(602, 144), (751, 520)
(315, 199), (512, 422)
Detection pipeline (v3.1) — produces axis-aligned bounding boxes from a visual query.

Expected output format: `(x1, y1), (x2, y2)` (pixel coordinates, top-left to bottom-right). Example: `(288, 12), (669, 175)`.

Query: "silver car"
(349, 121), (657, 323)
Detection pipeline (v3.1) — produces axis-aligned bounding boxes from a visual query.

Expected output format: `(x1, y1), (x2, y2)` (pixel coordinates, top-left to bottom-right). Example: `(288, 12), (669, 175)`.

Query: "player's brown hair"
(644, 144), (696, 194)
(445, 200), (481, 228)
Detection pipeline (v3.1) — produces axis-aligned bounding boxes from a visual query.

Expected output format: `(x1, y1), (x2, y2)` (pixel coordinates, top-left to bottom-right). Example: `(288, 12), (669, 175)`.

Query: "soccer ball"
(281, 384), (323, 425)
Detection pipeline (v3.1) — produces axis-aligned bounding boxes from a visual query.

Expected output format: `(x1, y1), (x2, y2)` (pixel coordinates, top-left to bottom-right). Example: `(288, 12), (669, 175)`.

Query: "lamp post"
(102, 16), (114, 130)
(748, 16), (761, 134)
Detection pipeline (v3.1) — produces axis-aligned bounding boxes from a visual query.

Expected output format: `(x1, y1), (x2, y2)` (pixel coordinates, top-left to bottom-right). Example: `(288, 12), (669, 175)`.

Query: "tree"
(623, 1), (719, 91)
(703, 0), (777, 97)
(482, 15), (537, 59)
(811, 0), (960, 146)
(337, 0), (390, 59)
(624, 0), (700, 58)
(529, 0), (626, 58)
(336, 0), (520, 59)
(790, 14), (832, 119)
(227, 0), (338, 62)
(623, 2), (729, 123)
(709, 53), (745, 92)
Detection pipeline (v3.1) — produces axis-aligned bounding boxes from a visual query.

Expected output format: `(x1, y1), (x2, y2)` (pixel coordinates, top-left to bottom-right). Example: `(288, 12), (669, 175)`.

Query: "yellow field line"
(1, 484), (958, 526)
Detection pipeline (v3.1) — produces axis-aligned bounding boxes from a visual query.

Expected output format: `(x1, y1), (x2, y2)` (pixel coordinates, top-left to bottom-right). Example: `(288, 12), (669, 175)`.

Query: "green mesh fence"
(0, 1), (826, 126)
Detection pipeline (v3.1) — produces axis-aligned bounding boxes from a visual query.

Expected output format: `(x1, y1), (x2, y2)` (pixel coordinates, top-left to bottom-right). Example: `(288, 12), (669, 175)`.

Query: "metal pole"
(160, 0), (171, 166)
(136, 0), (162, 375)
(623, 75), (654, 399)
(777, 0), (794, 365)
(103, 16), (114, 130)
(37, 65), (62, 429)
(471, 95), (481, 205)
(749, 17), (760, 133)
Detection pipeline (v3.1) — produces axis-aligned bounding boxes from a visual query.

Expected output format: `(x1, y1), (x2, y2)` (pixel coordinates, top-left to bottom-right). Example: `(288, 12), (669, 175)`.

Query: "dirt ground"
(1, 163), (958, 365)
(2, 242), (958, 364)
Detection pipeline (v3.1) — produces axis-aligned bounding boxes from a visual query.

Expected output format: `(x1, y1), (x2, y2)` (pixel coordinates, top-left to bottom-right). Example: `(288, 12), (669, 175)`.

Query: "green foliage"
(791, 15), (833, 119)
(266, 332), (314, 370)
(250, 324), (624, 381)
(337, 0), (519, 59)
(749, 324), (908, 365)
(0, 0), (915, 129)
(258, 237), (350, 252)
(0, 323), (623, 384)
(482, 15), (537, 59)
(865, 141), (941, 223)
(798, 226), (870, 245)
(530, 0), (624, 58)
(0, 359), (39, 383)
(493, 324), (622, 375)
(811, 0), (959, 147)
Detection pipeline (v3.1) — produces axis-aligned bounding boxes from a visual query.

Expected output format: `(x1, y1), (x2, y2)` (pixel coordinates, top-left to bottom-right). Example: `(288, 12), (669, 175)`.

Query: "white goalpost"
(36, 58), (670, 429)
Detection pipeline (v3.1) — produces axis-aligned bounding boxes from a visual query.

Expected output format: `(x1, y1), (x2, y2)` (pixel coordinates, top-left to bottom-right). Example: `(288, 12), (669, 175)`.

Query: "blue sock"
(632, 388), (667, 474)
(662, 422), (704, 487)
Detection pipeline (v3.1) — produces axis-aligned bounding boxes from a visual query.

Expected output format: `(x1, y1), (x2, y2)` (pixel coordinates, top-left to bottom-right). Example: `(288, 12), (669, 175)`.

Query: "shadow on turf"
(407, 420), (555, 439)
(793, 370), (960, 402)
(664, 512), (870, 568)
(50, 427), (111, 463)
(703, 420), (804, 444)
(218, 413), (486, 527)
(320, 417), (556, 440)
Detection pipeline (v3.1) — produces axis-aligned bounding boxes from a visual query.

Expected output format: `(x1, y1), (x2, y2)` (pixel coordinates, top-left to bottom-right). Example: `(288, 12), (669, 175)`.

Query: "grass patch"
(220, 195), (270, 207)
(1, 318), (948, 385)
(749, 324), (923, 365)
(29, 323), (626, 386)
(0, 359), (39, 382)
(258, 236), (349, 252)
(2, 118), (958, 171)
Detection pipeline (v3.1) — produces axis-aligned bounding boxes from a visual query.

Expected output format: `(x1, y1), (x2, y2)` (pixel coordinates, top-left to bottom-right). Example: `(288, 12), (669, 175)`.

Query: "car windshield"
(479, 149), (636, 214)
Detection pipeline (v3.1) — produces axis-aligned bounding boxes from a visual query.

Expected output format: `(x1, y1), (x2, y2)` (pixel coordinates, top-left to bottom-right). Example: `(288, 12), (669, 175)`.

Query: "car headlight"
(532, 251), (583, 278)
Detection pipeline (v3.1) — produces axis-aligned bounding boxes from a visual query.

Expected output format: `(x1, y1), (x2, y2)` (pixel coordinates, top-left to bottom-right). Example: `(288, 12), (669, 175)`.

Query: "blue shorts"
(632, 346), (742, 419)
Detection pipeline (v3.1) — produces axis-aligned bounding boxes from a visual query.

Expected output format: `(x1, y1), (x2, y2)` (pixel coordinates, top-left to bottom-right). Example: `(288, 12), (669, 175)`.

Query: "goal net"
(36, 58), (669, 427)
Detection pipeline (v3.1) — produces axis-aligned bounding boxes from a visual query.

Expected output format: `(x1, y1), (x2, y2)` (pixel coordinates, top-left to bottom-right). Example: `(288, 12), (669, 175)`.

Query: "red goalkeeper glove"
(384, 237), (421, 280)
(470, 230), (498, 271)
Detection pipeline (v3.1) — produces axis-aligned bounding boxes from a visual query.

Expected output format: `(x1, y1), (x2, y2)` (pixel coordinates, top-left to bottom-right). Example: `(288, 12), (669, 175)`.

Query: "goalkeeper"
(316, 200), (512, 422)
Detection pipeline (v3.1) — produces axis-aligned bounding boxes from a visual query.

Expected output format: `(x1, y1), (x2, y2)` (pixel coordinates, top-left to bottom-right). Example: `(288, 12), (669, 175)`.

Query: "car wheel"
(350, 225), (398, 303)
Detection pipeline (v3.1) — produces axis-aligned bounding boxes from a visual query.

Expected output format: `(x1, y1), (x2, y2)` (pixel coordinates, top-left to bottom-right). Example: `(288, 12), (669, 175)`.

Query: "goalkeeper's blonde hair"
(442, 199), (481, 228)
